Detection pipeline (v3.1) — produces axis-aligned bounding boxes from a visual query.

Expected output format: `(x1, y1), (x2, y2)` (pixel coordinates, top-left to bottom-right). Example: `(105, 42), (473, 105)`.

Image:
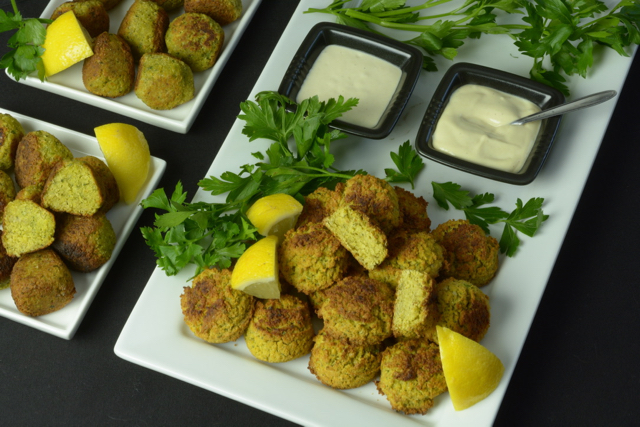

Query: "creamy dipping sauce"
(432, 84), (542, 173)
(296, 44), (402, 128)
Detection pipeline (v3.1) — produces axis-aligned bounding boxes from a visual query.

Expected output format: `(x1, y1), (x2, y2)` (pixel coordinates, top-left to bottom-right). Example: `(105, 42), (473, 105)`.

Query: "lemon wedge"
(246, 193), (303, 242)
(231, 235), (280, 299)
(94, 123), (151, 204)
(41, 11), (94, 77)
(436, 325), (504, 411)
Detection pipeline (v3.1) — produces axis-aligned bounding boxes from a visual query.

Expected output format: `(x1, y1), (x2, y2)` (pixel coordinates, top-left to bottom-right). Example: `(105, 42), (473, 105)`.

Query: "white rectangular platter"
(7, 0), (262, 134)
(0, 108), (166, 339)
(115, 1), (636, 425)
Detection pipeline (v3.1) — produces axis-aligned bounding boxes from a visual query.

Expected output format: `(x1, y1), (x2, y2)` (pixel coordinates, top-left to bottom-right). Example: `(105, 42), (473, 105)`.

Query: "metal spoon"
(509, 90), (617, 126)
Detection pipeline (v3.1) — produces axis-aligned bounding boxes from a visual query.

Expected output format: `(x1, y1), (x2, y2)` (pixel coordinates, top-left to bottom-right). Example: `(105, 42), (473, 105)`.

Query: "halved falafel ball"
(245, 294), (314, 363)
(2, 199), (56, 258)
(165, 13), (225, 72)
(376, 339), (447, 415)
(392, 269), (439, 340)
(10, 249), (76, 317)
(436, 277), (490, 342)
(135, 53), (195, 110)
(308, 329), (382, 390)
(181, 267), (255, 343)
(83, 32), (135, 98)
(432, 219), (500, 287)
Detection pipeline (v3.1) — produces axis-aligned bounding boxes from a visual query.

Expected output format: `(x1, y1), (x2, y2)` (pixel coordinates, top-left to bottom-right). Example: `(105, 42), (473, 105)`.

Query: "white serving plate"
(7, 0), (262, 134)
(115, 1), (636, 425)
(0, 108), (166, 339)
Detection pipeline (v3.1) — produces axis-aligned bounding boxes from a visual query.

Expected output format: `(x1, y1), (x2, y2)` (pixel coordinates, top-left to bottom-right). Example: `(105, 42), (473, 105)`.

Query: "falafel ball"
(278, 222), (351, 294)
(82, 32), (135, 98)
(14, 130), (74, 188)
(10, 249), (76, 317)
(165, 13), (225, 72)
(117, 0), (169, 61)
(135, 53), (195, 110)
(295, 184), (344, 229)
(51, 0), (110, 38)
(184, 0), (242, 26)
(395, 186), (431, 232)
(376, 339), (447, 415)
(180, 268), (255, 343)
(308, 329), (382, 389)
(0, 231), (18, 290)
(318, 275), (394, 345)
(245, 294), (314, 363)
(436, 277), (490, 342)
(340, 174), (401, 234)
(369, 229), (445, 289)
(52, 213), (117, 272)
(0, 113), (24, 171)
(432, 219), (500, 287)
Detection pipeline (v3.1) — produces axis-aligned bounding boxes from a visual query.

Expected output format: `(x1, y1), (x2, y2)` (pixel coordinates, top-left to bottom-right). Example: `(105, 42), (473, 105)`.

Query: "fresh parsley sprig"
(141, 91), (425, 277)
(0, 0), (52, 81)
(431, 181), (549, 256)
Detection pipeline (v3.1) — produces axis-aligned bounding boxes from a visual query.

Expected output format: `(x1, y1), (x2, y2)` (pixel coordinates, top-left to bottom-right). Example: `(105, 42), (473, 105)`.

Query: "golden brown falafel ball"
(184, 0), (242, 25)
(295, 185), (344, 229)
(376, 339), (447, 415)
(52, 213), (116, 272)
(14, 130), (74, 189)
(278, 222), (351, 294)
(245, 294), (315, 363)
(10, 249), (76, 317)
(117, 0), (169, 61)
(0, 169), (16, 222)
(135, 53), (195, 110)
(308, 329), (382, 389)
(392, 270), (439, 340)
(0, 113), (24, 171)
(318, 275), (394, 345)
(165, 13), (225, 72)
(369, 229), (445, 289)
(181, 268), (255, 343)
(82, 32), (135, 98)
(394, 186), (431, 232)
(436, 278), (490, 342)
(51, 0), (110, 38)
(340, 174), (401, 234)
(432, 219), (500, 287)
(0, 231), (18, 290)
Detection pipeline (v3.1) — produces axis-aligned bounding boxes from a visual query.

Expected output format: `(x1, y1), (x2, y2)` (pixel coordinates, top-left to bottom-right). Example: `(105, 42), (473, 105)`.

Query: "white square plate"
(7, 0), (262, 134)
(0, 108), (166, 339)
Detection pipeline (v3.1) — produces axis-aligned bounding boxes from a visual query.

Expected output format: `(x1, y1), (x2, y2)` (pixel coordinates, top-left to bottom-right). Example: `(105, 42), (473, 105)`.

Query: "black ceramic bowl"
(278, 22), (423, 139)
(415, 62), (566, 185)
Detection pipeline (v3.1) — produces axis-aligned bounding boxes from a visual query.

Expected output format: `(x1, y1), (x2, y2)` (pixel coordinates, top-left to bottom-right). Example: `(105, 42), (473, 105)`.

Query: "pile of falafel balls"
(0, 113), (119, 317)
(49, 0), (242, 109)
(180, 173), (502, 416)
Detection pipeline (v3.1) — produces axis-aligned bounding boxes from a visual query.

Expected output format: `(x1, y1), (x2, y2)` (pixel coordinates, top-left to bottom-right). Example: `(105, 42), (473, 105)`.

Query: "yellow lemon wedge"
(436, 325), (504, 411)
(94, 123), (151, 204)
(246, 193), (303, 242)
(41, 11), (94, 77)
(231, 235), (280, 299)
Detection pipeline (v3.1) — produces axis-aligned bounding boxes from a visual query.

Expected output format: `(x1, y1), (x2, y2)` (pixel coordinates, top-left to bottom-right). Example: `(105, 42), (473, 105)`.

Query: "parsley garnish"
(432, 181), (548, 257)
(307, 0), (640, 95)
(141, 91), (424, 277)
(0, 0), (52, 81)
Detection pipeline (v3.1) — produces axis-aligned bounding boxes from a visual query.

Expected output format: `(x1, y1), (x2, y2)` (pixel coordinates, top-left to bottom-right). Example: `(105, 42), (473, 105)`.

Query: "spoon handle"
(510, 90), (617, 125)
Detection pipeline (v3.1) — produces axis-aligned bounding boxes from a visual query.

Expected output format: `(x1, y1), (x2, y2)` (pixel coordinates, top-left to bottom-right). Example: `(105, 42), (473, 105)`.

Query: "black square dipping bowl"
(278, 22), (423, 140)
(415, 62), (566, 185)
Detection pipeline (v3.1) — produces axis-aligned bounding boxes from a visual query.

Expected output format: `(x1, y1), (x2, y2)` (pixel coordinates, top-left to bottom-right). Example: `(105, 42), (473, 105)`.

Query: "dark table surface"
(1, 1), (639, 426)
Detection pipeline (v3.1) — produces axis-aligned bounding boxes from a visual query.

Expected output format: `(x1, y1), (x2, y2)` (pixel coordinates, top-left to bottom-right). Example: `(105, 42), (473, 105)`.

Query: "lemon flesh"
(231, 235), (280, 299)
(246, 193), (303, 242)
(41, 11), (94, 77)
(436, 325), (504, 411)
(94, 123), (151, 204)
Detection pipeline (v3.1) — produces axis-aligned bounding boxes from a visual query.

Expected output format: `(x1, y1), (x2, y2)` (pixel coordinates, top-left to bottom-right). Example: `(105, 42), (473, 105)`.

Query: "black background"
(1, 1), (639, 426)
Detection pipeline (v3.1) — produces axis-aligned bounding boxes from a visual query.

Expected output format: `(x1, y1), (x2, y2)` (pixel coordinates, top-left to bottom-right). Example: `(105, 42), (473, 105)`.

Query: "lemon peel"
(246, 193), (303, 243)
(436, 325), (504, 411)
(41, 11), (94, 77)
(230, 235), (281, 299)
(94, 123), (151, 204)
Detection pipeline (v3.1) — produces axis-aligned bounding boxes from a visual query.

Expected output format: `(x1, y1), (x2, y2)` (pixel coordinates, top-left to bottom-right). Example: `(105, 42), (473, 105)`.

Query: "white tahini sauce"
(432, 84), (542, 173)
(296, 44), (402, 128)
